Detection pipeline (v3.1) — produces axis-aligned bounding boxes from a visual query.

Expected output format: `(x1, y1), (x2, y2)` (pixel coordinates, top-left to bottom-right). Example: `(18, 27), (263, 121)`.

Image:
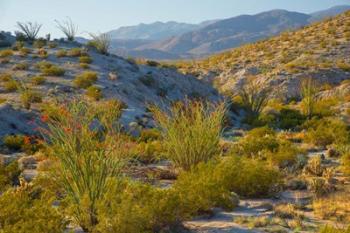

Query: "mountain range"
(106, 5), (350, 60)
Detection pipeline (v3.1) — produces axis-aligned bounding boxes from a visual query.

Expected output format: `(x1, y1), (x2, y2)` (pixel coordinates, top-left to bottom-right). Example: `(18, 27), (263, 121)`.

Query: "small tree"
(42, 100), (129, 232)
(88, 33), (111, 55)
(238, 77), (271, 119)
(16, 22), (42, 41)
(300, 78), (319, 119)
(151, 101), (225, 171)
(55, 18), (78, 41)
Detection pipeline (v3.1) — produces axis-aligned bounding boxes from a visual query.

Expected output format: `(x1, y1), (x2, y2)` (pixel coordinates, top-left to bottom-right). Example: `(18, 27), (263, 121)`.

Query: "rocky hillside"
(0, 40), (220, 137)
(175, 10), (350, 99)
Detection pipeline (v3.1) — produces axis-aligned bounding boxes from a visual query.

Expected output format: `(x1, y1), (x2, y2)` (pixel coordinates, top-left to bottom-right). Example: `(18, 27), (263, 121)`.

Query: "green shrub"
(319, 226), (350, 233)
(151, 101), (225, 170)
(33, 39), (46, 48)
(138, 128), (161, 142)
(20, 89), (42, 109)
(12, 62), (29, 70)
(0, 186), (67, 233)
(41, 65), (65, 76)
(0, 161), (21, 192)
(67, 48), (83, 57)
(86, 85), (102, 100)
(79, 56), (92, 64)
(3, 79), (19, 92)
(216, 156), (281, 198)
(56, 49), (67, 58)
(3, 135), (25, 150)
(19, 47), (31, 56)
(0, 73), (12, 82)
(304, 118), (349, 147)
(73, 71), (98, 89)
(31, 76), (46, 85)
(43, 100), (127, 231)
(276, 108), (305, 130)
(0, 49), (13, 58)
(235, 127), (279, 156)
(88, 33), (111, 55)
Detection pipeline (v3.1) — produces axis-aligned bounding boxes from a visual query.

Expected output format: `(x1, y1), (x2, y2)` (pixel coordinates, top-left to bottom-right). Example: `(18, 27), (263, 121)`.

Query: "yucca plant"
(16, 21), (42, 41)
(300, 77), (319, 119)
(88, 33), (111, 55)
(42, 99), (129, 232)
(151, 101), (225, 171)
(55, 18), (78, 41)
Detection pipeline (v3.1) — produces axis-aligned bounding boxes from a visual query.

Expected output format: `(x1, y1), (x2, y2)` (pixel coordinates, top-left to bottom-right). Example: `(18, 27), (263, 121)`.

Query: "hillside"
(0, 40), (220, 137)
(107, 5), (350, 60)
(175, 10), (350, 99)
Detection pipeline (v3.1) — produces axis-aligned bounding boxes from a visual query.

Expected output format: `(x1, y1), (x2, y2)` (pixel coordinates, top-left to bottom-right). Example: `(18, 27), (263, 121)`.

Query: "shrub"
(12, 62), (29, 70)
(43, 100), (128, 231)
(56, 49), (67, 58)
(73, 71), (98, 89)
(41, 65), (65, 76)
(235, 127), (279, 156)
(216, 156), (281, 198)
(139, 74), (155, 86)
(20, 88), (43, 109)
(48, 42), (58, 48)
(86, 85), (102, 100)
(337, 60), (350, 72)
(16, 21), (42, 41)
(303, 118), (349, 147)
(31, 76), (46, 85)
(0, 49), (13, 58)
(67, 48), (83, 57)
(0, 186), (67, 233)
(79, 56), (92, 64)
(88, 33), (111, 55)
(146, 60), (160, 67)
(151, 101), (225, 170)
(300, 78), (319, 119)
(33, 39), (46, 49)
(3, 79), (19, 92)
(0, 73), (12, 82)
(19, 47), (31, 56)
(275, 108), (305, 130)
(79, 63), (90, 69)
(55, 18), (78, 41)
(0, 161), (21, 192)
(320, 226), (350, 233)
(2, 135), (25, 150)
(138, 128), (161, 142)
(37, 48), (48, 58)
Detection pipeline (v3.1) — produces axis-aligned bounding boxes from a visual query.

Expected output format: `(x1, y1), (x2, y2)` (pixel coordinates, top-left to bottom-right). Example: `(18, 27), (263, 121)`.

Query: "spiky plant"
(88, 33), (111, 55)
(16, 22), (42, 41)
(151, 101), (225, 171)
(55, 18), (78, 41)
(42, 99), (129, 232)
(300, 78), (319, 119)
(238, 77), (271, 119)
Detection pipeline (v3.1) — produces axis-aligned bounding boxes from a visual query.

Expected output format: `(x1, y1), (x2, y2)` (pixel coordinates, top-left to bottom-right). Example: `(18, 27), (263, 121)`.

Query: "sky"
(0, 0), (349, 38)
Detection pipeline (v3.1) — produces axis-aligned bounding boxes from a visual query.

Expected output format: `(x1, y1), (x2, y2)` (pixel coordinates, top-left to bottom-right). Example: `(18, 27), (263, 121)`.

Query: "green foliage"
(3, 135), (25, 151)
(2, 79), (18, 92)
(16, 21), (42, 41)
(0, 186), (67, 233)
(56, 49), (67, 58)
(85, 85), (102, 100)
(41, 65), (65, 76)
(138, 128), (161, 142)
(31, 76), (46, 85)
(216, 156), (281, 198)
(88, 33), (111, 55)
(0, 161), (21, 192)
(152, 101), (225, 170)
(0, 49), (13, 58)
(79, 56), (92, 64)
(74, 71), (98, 89)
(300, 78), (319, 119)
(12, 62), (29, 71)
(319, 226), (350, 233)
(275, 108), (305, 130)
(33, 39), (46, 49)
(55, 18), (78, 41)
(304, 118), (349, 147)
(43, 100), (128, 232)
(67, 48), (83, 57)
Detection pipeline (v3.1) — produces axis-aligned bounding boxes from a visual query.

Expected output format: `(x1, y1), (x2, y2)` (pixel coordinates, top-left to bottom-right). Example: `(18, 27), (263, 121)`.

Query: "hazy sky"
(0, 0), (349, 38)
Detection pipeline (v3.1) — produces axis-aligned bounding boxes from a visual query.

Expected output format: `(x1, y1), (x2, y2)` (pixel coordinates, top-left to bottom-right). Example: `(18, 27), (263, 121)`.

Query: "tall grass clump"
(55, 18), (78, 41)
(16, 22), (42, 41)
(88, 33), (111, 55)
(151, 101), (225, 171)
(42, 99), (128, 232)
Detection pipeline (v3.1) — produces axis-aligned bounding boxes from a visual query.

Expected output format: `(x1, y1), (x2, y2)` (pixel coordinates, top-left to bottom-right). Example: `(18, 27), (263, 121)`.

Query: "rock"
(0, 153), (21, 166)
